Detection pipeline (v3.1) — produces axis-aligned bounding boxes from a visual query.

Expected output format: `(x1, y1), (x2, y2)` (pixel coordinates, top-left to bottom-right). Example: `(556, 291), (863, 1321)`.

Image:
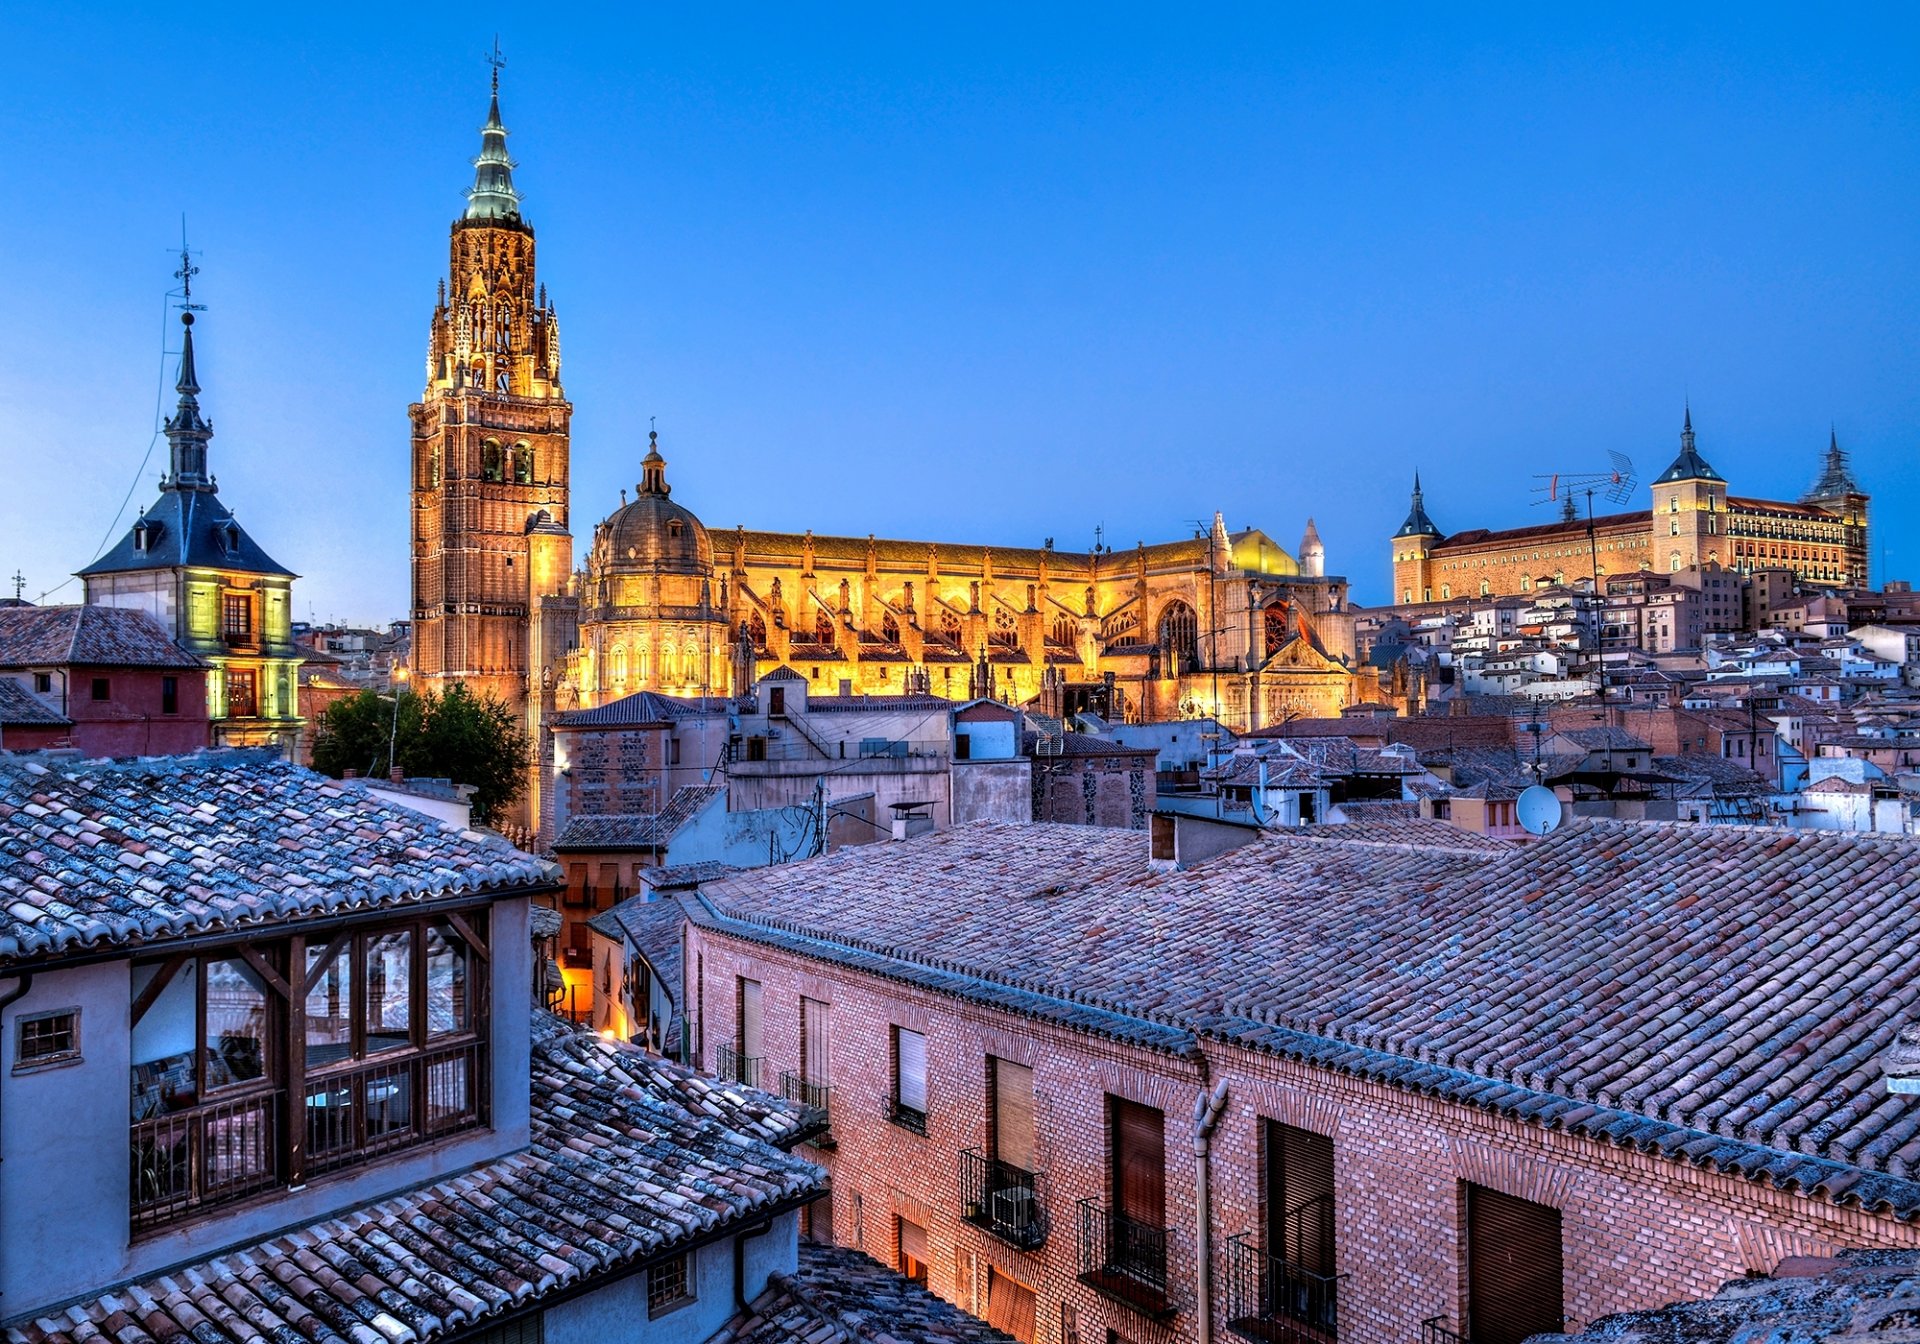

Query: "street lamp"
(388, 665), (410, 778)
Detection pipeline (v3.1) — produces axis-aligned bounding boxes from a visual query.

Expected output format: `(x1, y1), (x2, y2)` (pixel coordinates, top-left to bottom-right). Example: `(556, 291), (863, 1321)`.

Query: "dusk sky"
(3, 6), (1916, 621)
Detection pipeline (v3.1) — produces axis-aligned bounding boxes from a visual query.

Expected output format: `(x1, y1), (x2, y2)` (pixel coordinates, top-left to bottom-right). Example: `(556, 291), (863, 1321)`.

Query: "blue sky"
(2, 5), (1916, 619)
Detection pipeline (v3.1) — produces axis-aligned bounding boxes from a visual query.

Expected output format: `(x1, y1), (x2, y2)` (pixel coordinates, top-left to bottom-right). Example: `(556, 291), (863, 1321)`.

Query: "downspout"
(1192, 1077), (1230, 1344)
(0, 972), (35, 1308)
(734, 1216), (776, 1308)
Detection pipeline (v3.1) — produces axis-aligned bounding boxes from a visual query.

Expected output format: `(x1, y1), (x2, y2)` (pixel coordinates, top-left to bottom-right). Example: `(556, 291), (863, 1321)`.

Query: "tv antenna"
(1531, 451), (1636, 511)
(174, 219), (206, 314)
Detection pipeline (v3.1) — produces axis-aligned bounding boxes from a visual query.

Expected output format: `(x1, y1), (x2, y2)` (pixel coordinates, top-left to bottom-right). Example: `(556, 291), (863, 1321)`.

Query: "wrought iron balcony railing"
(779, 1071), (834, 1145)
(1225, 1231), (1342, 1341)
(959, 1148), (1048, 1250)
(715, 1043), (762, 1089)
(1076, 1197), (1174, 1319)
(1421, 1318), (1464, 1344)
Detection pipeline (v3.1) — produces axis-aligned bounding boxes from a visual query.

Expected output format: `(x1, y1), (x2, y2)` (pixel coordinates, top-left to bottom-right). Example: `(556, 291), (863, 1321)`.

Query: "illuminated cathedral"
(408, 72), (1390, 830)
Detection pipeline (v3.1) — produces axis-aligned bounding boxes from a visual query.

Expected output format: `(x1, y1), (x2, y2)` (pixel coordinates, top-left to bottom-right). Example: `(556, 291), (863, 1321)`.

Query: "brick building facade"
(680, 821), (1920, 1344)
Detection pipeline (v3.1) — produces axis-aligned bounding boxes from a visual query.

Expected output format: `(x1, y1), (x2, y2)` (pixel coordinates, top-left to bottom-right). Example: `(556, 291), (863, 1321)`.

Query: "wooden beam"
(237, 944), (293, 1002)
(444, 910), (490, 961)
(301, 931), (351, 996)
(130, 953), (188, 1028)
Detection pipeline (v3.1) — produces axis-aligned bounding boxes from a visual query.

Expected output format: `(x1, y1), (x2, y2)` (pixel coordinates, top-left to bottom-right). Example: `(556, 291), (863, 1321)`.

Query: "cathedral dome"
(595, 432), (713, 577)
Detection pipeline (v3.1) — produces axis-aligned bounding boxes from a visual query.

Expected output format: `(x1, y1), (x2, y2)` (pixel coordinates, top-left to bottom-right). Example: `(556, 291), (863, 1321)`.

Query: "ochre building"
(407, 78), (1384, 830)
(1391, 410), (1870, 604)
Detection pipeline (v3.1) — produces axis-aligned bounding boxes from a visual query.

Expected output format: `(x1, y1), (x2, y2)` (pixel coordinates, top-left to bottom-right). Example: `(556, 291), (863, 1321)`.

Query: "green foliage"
(310, 682), (530, 827)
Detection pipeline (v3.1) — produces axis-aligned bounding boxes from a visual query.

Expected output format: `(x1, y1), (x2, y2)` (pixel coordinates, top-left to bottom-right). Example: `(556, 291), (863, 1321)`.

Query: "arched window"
(1157, 600), (1199, 670)
(1479, 580), (1491, 596)
(513, 443), (533, 484)
(660, 642), (677, 681)
(990, 608), (1017, 650)
(748, 610), (768, 651)
(940, 610), (962, 644)
(1441, 584), (1451, 599)
(427, 448), (440, 489)
(882, 612), (901, 643)
(815, 609), (836, 645)
(610, 645), (628, 685)
(481, 440), (504, 482)
(682, 646), (697, 681)
(1051, 615), (1076, 647)
(1670, 553), (1683, 572)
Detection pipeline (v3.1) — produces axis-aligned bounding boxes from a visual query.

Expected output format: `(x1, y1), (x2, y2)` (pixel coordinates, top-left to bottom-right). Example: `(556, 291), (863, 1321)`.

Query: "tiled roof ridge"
(1211, 1016), (1920, 1221)
(687, 893), (1198, 1055)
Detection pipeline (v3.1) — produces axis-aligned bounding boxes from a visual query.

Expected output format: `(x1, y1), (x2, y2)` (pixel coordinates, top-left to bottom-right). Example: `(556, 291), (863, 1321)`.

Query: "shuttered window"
(985, 1268), (1038, 1344)
(894, 1026), (927, 1121)
(1110, 1096), (1165, 1229)
(737, 978), (762, 1059)
(1465, 1184), (1564, 1344)
(1265, 1120), (1335, 1274)
(992, 1058), (1035, 1173)
(801, 997), (830, 1084)
(898, 1217), (929, 1285)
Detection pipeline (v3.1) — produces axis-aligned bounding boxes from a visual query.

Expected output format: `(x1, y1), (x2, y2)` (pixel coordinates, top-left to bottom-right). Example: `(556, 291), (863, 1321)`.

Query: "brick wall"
(562, 725), (665, 814)
(689, 925), (1920, 1344)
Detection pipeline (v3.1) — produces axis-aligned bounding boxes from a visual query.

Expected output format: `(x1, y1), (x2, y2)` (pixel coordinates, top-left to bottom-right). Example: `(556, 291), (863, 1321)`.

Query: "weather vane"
(487, 35), (505, 89)
(173, 218), (206, 314)
(9, 570), (23, 602)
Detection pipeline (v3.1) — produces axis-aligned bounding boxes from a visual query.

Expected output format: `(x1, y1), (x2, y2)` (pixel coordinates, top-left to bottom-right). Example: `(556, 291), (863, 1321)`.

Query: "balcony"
(960, 1148), (1048, 1250)
(303, 1040), (487, 1179)
(1076, 1197), (1174, 1320)
(1420, 1319), (1464, 1344)
(715, 1044), (762, 1089)
(1225, 1232), (1342, 1343)
(131, 1089), (283, 1233)
(779, 1072), (834, 1147)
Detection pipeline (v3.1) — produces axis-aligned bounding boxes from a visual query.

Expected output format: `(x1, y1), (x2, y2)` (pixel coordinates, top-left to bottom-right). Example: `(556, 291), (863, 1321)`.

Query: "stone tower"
(1391, 474), (1442, 604)
(410, 64), (572, 720)
(1651, 406), (1725, 573)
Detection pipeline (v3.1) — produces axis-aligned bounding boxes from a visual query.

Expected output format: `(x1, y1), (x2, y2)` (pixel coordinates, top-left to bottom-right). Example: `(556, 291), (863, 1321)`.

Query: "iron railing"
(889, 1100), (927, 1135)
(715, 1044), (762, 1089)
(1420, 1318), (1464, 1344)
(305, 1039), (486, 1178)
(960, 1149), (1048, 1250)
(131, 1089), (282, 1233)
(779, 1072), (833, 1143)
(1076, 1197), (1173, 1318)
(1225, 1231), (1342, 1340)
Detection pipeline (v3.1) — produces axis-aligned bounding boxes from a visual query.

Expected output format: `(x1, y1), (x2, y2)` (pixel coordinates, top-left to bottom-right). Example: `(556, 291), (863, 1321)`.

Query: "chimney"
(390, 765), (404, 783)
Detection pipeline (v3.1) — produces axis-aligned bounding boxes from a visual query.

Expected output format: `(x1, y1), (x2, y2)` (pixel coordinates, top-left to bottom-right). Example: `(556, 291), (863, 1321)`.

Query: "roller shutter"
(1465, 1184), (1563, 1344)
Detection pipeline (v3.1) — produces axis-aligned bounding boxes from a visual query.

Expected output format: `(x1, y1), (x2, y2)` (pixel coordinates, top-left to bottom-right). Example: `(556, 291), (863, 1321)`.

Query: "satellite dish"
(1516, 785), (1565, 836)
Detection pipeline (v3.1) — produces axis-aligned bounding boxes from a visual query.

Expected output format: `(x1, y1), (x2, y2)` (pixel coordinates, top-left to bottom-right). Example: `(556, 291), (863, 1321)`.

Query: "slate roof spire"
(1654, 402), (1723, 485)
(1804, 425), (1863, 503)
(464, 50), (522, 223)
(162, 312), (214, 490)
(1395, 472), (1440, 538)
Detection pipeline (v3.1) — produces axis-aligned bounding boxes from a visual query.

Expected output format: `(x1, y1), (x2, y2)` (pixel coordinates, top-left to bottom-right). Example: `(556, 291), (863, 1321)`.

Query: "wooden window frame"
(14, 1006), (82, 1072)
(646, 1252), (695, 1317)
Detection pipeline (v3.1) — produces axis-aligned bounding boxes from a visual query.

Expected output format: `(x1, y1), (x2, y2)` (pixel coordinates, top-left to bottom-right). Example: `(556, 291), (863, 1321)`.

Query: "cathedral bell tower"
(409, 57), (573, 721)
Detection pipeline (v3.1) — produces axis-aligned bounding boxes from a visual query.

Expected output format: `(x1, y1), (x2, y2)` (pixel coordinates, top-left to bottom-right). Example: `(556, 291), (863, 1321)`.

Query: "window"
(1266, 1120), (1337, 1302)
(1156, 600), (1199, 669)
(670, 738), (683, 767)
(1465, 1185), (1564, 1344)
(985, 1268), (1037, 1344)
(227, 669), (258, 718)
(718, 977), (762, 1086)
(161, 676), (178, 715)
(33, 672), (50, 694)
(647, 1253), (694, 1317)
(129, 913), (489, 1231)
(1061, 1304), (1080, 1344)
(898, 1217), (930, 1285)
(801, 996), (831, 1087)
(891, 1025), (927, 1133)
(482, 441), (504, 481)
(222, 593), (253, 641)
(91, 677), (110, 702)
(15, 1008), (80, 1070)
(991, 1057), (1035, 1174)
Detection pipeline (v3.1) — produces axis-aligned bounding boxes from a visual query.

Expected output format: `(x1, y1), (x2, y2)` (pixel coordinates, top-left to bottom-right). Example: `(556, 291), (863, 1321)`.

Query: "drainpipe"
(0, 972), (35, 1308)
(734, 1216), (775, 1308)
(1192, 1078), (1230, 1344)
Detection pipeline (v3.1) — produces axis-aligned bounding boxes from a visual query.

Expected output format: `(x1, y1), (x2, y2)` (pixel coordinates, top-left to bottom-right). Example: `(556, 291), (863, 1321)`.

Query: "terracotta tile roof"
(711, 1244), (1018, 1344)
(554, 787), (725, 852)
(1550, 1249), (1920, 1344)
(1289, 818), (1512, 853)
(6, 1015), (823, 1344)
(1033, 733), (1157, 759)
(554, 690), (725, 728)
(696, 818), (1920, 1217)
(1553, 726), (1652, 750)
(0, 605), (202, 670)
(804, 695), (952, 714)
(1651, 754), (1771, 797)
(0, 751), (558, 965)
(644, 860), (741, 891)
(0, 682), (68, 727)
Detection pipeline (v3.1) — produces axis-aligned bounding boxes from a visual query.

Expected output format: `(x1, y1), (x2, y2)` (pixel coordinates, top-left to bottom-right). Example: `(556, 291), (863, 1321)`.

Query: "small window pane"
(17, 1011), (78, 1065)
(204, 957), (270, 1091)
(896, 1027), (927, 1114)
(306, 943), (354, 1068)
(647, 1254), (693, 1316)
(426, 922), (472, 1036)
(364, 929), (413, 1053)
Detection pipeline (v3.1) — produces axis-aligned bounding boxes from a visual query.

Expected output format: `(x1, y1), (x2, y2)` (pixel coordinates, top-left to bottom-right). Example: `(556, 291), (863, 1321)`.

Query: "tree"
(311, 683), (529, 828)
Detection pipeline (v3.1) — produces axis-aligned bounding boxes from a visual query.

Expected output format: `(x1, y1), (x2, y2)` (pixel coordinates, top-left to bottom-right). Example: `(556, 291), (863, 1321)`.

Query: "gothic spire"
(163, 312), (214, 490)
(464, 51), (522, 223)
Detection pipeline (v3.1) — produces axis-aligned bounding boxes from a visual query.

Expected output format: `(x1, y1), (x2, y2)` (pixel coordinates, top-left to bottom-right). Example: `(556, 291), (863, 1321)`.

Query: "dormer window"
(133, 522), (151, 553)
